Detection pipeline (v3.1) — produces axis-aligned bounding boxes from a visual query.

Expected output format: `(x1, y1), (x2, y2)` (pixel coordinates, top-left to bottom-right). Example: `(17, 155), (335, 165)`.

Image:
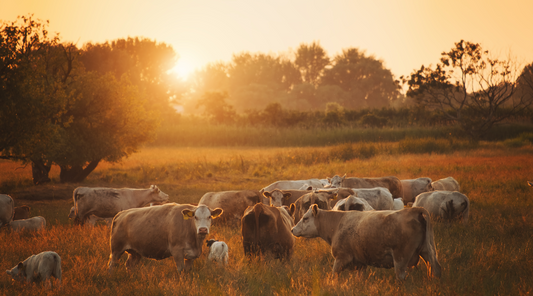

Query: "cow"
(291, 205), (441, 280)
(198, 190), (261, 224)
(401, 178), (433, 204)
(206, 239), (229, 265)
(413, 191), (469, 224)
(262, 189), (313, 207)
(108, 204), (222, 273)
(290, 191), (337, 223)
(431, 177), (460, 192)
(71, 185), (169, 225)
(0, 194), (14, 228)
(393, 198), (404, 210)
(241, 203), (295, 259)
(260, 179), (325, 194)
(13, 205), (31, 220)
(9, 216), (46, 232)
(344, 187), (395, 210)
(327, 174), (403, 199)
(333, 195), (374, 211)
(6, 251), (62, 288)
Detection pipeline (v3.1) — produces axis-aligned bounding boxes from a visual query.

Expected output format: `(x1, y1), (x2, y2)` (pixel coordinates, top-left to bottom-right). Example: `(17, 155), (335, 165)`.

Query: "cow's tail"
(460, 197), (470, 225)
(253, 204), (263, 253)
(416, 208), (441, 278)
(53, 252), (62, 283)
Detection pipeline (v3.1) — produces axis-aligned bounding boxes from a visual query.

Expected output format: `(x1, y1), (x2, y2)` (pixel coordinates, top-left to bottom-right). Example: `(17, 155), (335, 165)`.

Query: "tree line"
(1, 15), (533, 185)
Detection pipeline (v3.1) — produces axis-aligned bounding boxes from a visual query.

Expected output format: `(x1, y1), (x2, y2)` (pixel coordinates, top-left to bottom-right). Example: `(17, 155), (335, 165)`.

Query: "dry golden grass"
(1, 144), (533, 295)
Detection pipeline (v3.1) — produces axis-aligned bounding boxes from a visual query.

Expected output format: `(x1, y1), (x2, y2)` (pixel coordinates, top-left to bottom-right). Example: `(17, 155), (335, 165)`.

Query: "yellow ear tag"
(183, 211), (194, 220)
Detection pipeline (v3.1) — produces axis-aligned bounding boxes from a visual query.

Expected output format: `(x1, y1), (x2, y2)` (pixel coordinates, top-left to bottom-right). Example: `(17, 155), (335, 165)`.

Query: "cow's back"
(0, 194), (14, 227)
(199, 190), (260, 222)
(342, 176), (402, 199)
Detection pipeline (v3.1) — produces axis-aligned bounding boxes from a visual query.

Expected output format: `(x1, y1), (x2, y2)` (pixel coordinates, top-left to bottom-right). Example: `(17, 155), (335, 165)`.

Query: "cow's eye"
(303, 217), (308, 222)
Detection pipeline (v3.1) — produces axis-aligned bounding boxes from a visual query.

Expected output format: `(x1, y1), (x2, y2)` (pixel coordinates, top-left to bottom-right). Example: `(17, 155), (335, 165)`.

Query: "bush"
(398, 137), (452, 154)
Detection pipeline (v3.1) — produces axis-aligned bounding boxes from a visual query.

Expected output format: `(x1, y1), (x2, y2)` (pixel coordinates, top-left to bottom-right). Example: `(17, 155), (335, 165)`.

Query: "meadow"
(1, 140), (533, 295)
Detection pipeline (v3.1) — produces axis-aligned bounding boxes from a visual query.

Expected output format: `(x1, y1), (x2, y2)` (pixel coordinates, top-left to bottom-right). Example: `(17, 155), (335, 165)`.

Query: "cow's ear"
(327, 177), (331, 182)
(17, 262), (24, 271)
(342, 174), (346, 180)
(211, 208), (223, 219)
(182, 209), (195, 220)
(263, 191), (272, 198)
(289, 203), (296, 216)
(6, 270), (11, 275)
(283, 193), (292, 200)
(311, 204), (319, 216)
(305, 186), (313, 190)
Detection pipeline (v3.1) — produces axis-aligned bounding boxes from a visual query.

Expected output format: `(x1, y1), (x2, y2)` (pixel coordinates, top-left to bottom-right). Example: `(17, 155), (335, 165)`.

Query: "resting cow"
(333, 195), (374, 211)
(198, 190), (261, 224)
(413, 191), (469, 224)
(13, 205), (31, 220)
(327, 174), (403, 199)
(108, 204), (222, 273)
(431, 177), (460, 191)
(0, 194), (14, 228)
(72, 185), (169, 225)
(401, 178), (433, 204)
(9, 216), (46, 232)
(241, 203), (295, 259)
(291, 205), (441, 280)
(6, 251), (62, 288)
(290, 191), (337, 223)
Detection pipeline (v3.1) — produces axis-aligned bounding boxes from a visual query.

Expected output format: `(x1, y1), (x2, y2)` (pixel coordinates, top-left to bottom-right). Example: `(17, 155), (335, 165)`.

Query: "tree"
(197, 91), (236, 124)
(405, 40), (533, 140)
(321, 48), (400, 109)
(294, 41), (329, 87)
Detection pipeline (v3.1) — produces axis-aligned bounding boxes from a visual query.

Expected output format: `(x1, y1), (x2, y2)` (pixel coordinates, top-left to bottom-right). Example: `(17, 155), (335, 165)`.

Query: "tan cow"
(262, 189), (313, 207)
(290, 191), (337, 223)
(9, 216), (46, 232)
(72, 185), (169, 225)
(108, 204), (222, 273)
(241, 203), (295, 259)
(260, 179), (325, 194)
(333, 195), (374, 211)
(327, 174), (403, 199)
(0, 194), (14, 228)
(292, 205), (441, 280)
(198, 190), (261, 224)
(13, 205), (31, 220)
(431, 177), (460, 191)
(413, 191), (469, 224)
(401, 178), (433, 204)
(349, 187), (394, 210)
(6, 251), (62, 288)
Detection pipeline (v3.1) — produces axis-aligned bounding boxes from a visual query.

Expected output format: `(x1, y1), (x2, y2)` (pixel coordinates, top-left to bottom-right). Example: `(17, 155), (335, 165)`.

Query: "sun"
(170, 59), (196, 81)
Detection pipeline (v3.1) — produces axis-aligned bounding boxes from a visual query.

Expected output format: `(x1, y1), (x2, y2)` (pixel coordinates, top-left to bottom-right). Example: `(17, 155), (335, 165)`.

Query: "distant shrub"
(518, 132), (533, 144)
(360, 113), (388, 128)
(356, 143), (378, 159)
(398, 137), (452, 154)
(329, 142), (378, 161)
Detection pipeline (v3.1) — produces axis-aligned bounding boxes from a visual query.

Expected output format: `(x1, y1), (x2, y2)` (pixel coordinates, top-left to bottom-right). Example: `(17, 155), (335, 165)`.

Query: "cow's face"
(327, 175), (345, 188)
(182, 205), (223, 235)
(6, 262), (25, 283)
(292, 204), (319, 238)
(149, 185), (170, 202)
(68, 206), (76, 219)
(422, 178), (434, 192)
(263, 190), (291, 207)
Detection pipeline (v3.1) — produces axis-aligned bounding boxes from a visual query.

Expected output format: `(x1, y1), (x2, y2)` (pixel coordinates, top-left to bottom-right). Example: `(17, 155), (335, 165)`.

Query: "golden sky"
(2, 0), (532, 80)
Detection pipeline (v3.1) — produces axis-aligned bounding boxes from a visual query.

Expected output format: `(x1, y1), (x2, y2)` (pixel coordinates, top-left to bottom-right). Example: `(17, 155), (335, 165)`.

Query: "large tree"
(294, 41), (329, 87)
(405, 40), (533, 140)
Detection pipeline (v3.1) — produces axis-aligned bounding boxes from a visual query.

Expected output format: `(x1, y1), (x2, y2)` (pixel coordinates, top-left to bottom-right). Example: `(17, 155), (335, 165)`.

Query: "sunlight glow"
(171, 59), (196, 81)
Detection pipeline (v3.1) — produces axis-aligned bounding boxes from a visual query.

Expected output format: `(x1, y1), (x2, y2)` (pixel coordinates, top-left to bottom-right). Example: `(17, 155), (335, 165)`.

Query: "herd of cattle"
(0, 175), (470, 287)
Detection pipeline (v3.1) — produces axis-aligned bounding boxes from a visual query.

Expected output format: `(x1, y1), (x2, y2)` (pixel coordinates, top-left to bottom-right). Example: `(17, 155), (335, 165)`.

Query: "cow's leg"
(393, 247), (419, 281)
(420, 245), (442, 278)
(171, 250), (185, 272)
(107, 250), (124, 273)
(332, 254), (353, 273)
(183, 258), (195, 272)
(125, 251), (142, 270)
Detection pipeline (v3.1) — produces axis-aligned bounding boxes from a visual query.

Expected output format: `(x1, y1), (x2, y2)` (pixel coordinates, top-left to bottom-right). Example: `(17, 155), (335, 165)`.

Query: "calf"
(9, 216), (46, 232)
(292, 205), (441, 280)
(206, 239), (229, 265)
(6, 251), (62, 288)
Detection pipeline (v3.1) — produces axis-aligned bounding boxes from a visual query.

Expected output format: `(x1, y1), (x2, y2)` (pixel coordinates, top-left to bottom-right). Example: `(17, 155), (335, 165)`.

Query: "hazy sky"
(2, 0), (533, 80)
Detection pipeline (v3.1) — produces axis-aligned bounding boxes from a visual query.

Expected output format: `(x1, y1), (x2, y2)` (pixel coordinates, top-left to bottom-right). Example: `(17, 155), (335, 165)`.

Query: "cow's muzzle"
(198, 227), (208, 235)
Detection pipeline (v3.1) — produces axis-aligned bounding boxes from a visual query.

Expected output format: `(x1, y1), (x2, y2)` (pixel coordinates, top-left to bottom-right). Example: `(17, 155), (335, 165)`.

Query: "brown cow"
(13, 205), (31, 220)
(290, 191), (337, 223)
(327, 174), (403, 199)
(241, 203), (295, 259)
(108, 204), (222, 273)
(292, 205), (441, 280)
(198, 190), (261, 224)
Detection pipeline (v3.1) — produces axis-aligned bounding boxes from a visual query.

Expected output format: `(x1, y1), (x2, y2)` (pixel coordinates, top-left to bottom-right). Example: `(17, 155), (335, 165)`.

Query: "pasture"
(1, 143), (533, 295)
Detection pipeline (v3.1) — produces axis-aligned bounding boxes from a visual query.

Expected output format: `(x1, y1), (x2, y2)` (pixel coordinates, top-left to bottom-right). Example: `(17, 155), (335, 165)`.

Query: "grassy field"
(1, 143), (533, 295)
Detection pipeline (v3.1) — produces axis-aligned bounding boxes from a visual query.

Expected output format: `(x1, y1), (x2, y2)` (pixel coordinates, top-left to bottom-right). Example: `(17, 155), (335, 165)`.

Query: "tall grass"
(1, 144), (533, 295)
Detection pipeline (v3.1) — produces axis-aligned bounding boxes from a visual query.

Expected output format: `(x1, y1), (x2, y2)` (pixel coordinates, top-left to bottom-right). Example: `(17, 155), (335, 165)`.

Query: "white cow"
(432, 177), (460, 191)
(6, 251), (62, 288)
(206, 239), (229, 265)
(333, 195), (374, 211)
(401, 178), (433, 204)
(9, 216), (46, 232)
(413, 191), (469, 224)
(260, 179), (325, 194)
(0, 194), (14, 228)
(393, 198), (404, 210)
(351, 187), (394, 210)
(72, 185), (169, 225)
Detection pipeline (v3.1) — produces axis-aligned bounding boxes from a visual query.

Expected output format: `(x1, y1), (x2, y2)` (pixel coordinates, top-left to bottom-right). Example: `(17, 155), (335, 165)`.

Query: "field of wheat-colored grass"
(1, 144), (533, 295)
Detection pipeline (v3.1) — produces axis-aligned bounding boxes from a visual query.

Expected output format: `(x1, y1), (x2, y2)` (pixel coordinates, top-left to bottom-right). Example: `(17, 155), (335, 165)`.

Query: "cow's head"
(292, 204), (320, 238)
(206, 239), (218, 248)
(263, 190), (291, 207)
(327, 174), (346, 188)
(182, 205), (223, 236)
(418, 177), (433, 192)
(149, 185), (170, 202)
(6, 262), (25, 283)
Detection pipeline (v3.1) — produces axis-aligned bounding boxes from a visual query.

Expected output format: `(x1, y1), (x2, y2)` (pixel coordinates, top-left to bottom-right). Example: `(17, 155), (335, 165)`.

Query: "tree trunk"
(31, 159), (51, 185)
(59, 159), (101, 183)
